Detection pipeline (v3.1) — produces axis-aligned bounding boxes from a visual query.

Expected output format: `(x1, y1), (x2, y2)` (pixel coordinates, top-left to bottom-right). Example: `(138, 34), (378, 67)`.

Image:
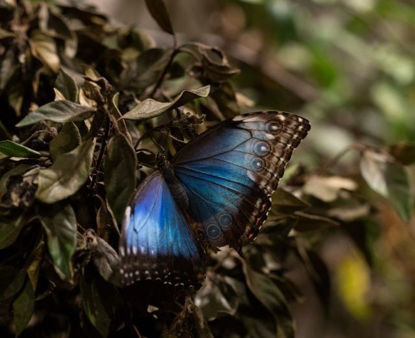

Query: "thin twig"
(89, 116), (110, 190)
(147, 30), (178, 99)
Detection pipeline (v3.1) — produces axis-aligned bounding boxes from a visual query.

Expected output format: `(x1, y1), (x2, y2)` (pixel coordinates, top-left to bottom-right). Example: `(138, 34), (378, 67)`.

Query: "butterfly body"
(120, 111), (310, 287)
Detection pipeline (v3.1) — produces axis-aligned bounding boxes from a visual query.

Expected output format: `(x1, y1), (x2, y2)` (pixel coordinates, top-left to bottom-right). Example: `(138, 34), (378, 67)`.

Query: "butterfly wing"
(173, 111), (310, 248)
(119, 172), (203, 286)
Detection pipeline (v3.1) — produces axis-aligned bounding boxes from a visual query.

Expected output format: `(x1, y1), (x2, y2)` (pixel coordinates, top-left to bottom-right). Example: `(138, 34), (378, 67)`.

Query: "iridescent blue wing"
(119, 172), (203, 286)
(173, 111), (310, 248)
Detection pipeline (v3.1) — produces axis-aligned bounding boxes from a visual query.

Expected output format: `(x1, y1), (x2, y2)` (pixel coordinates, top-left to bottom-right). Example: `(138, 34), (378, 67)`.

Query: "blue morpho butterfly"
(119, 111), (310, 287)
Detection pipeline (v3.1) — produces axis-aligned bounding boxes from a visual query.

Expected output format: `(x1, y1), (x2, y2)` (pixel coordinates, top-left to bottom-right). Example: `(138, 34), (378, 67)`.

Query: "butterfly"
(119, 111), (310, 287)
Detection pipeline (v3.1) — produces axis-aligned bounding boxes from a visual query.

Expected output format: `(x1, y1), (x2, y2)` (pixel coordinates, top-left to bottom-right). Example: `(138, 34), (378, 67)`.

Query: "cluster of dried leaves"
(0, 0), (414, 337)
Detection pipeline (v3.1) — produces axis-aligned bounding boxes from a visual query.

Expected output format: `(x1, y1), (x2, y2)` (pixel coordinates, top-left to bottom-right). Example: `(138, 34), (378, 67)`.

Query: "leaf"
(0, 213), (26, 250)
(81, 268), (119, 337)
(0, 264), (26, 302)
(0, 140), (40, 158)
(360, 150), (411, 222)
(144, 0), (174, 35)
(39, 203), (77, 280)
(122, 85), (210, 121)
(30, 30), (60, 72)
(295, 247), (331, 312)
(36, 138), (96, 204)
(27, 240), (45, 290)
(121, 48), (173, 91)
(109, 93), (130, 141)
(12, 280), (35, 336)
(303, 175), (358, 202)
(242, 263), (294, 338)
(195, 276), (239, 320)
(272, 188), (310, 218)
(55, 69), (79, 102)
(49, 122), (81, 160)
(0, 48), (18, 92)
(104, 134), (136, 225)
(93, 236), (121, 285)
(336, 251), (371, 319)
(0, 28), (15, 40)
(16, 100), (95, 127)
(180, 43), (240, 82)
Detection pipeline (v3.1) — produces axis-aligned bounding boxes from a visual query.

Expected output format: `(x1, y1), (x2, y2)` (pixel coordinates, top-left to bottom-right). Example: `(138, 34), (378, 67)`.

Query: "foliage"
(0, 0), (413, 337)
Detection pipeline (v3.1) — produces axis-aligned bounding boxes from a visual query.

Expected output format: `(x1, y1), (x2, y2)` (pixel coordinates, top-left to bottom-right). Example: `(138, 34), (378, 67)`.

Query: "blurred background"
(79, 0), (415, 337)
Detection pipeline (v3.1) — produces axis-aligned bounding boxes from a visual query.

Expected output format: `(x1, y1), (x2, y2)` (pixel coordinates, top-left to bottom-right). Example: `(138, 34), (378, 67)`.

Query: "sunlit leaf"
(39, 203), (77, 280)
(303, 175), (358, 202)
(16, 100), (95, 127)
(336, 251), (371, 319)
(36, 138), (95, 203)
(104, 134), (136, 225)
(360, 150), (411, 222)
(122, 86), (210, 121)
(30, 30), (60, 72)
(0, 140), (40, 158)
(12, 280), (35, 336)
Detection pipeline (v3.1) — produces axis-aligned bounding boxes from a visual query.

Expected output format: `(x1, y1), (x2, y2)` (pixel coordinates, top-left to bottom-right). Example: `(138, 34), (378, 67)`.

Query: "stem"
(90, 116), (110, 190)
(147, 48), (178, 98)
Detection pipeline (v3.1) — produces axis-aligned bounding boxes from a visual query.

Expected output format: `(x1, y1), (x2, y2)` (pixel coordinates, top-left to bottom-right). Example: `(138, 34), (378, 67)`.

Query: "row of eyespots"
(205, 211), (235, 242)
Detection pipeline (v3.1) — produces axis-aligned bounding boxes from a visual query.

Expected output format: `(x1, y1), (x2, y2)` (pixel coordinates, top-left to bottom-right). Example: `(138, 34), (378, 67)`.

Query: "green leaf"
(12, 280), (35, 336)
(49, 122), (81, 160)
(30, 30), (60, 73)
(271, 188), (310, 219)
(121, 48), (174, 91)
(0, 140), (40, 158)
(104, 134), (136, 225)
(36, 138), (96, 203)
(81, 268), (119, 337)
(39, 203), (77, 280)
(0, 213), (26, 250)
(144, 0), (174, 35)
(55, 69), (79, 102)
(242, 263), (294, 338)
(122, 85), (210, 121)
(360, 150), (411, 222)
(16, 100), (95, 127)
